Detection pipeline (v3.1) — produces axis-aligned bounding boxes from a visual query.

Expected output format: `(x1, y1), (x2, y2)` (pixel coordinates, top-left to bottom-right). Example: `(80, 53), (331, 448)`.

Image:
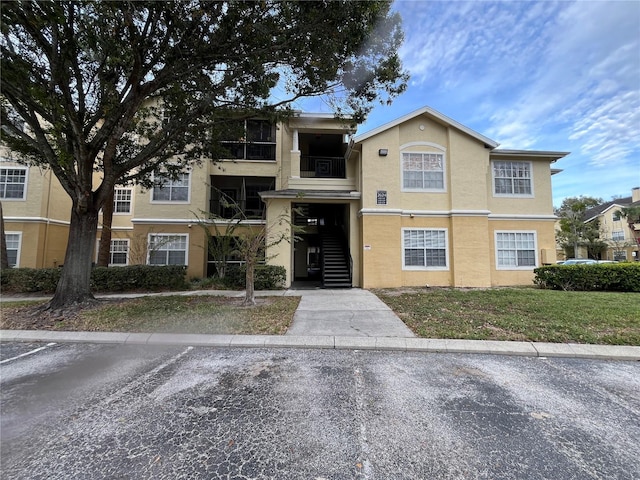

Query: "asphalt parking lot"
(1, 342), (639, 479)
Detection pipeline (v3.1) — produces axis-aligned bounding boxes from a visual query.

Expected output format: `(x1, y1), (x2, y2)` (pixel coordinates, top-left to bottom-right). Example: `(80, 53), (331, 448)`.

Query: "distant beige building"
(2, 106), (569, 288)
(581, 188), (640, 262)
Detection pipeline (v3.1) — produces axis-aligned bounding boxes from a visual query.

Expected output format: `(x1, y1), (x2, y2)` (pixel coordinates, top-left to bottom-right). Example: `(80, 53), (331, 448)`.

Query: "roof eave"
(491, 149), (570, 162)
(353, 105), (499, 148)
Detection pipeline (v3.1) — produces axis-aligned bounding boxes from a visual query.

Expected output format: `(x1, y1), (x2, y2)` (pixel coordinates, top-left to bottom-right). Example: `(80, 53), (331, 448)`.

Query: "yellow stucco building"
(2, 106), (568, 288)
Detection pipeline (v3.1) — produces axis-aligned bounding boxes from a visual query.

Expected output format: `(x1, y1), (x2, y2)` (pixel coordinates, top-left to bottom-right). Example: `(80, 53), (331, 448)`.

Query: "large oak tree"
(1, 1), (407, 309)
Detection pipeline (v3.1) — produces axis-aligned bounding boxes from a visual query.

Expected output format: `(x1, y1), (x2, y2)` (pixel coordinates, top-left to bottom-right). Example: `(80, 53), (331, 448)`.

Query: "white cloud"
(473, 1), (640, 166)
(384, 0), (640, 203)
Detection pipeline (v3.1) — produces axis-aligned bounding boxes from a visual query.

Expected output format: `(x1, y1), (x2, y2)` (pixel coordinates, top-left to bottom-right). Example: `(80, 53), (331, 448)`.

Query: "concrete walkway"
(1, 288), (639, 361)
(286, 288), (415, 337)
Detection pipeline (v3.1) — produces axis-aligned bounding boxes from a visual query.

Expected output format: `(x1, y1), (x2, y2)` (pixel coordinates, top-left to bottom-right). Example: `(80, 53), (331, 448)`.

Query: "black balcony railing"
(300, 156), (346, 179)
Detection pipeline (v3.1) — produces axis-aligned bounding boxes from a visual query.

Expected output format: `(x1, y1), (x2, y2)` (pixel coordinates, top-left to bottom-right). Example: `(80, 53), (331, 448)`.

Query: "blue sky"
(295, 0), (640, 207)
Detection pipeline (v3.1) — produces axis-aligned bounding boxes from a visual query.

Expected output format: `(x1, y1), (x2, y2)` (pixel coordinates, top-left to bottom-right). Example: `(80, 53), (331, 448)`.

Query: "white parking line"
(0, 342), (57, 364)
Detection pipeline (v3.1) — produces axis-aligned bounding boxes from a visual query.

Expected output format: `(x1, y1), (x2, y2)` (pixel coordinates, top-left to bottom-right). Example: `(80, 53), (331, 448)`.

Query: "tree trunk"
(243, 259), (256, 306)
(47, 205), (99, 310)
(96, 189), (114, 267)
(0, 202), (9, 269)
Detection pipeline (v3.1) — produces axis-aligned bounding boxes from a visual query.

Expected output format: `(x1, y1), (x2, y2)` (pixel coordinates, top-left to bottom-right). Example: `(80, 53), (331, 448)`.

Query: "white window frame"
(109, 239), (130, 266)
(5, 231), (22, 267)
(613, 250), (627, 261)
(492, 161), (534, 198)
(401, 228), (449, 270)
(0, 166), (28, 201)
(113, 188), (133, 214)
(495, 230), (538, 270)
(401, 151), (446, 193)
(150, 171), (191, 204)
(612, 230), (625, 241)
(147, 234), (189, 266)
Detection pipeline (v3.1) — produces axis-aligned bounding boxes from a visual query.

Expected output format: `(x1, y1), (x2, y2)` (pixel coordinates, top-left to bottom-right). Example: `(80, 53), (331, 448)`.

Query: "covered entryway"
(293, 203), (352, 288)
(259, 189), (360, 289)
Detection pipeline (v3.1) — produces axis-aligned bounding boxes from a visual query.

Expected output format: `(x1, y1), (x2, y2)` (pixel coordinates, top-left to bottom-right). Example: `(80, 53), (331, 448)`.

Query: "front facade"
(2, 106), (568, 288)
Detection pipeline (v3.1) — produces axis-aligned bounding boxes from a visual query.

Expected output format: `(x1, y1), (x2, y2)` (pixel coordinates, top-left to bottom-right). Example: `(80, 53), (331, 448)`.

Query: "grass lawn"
(0, 295), (300, 336)
(375, 287), (640, 345)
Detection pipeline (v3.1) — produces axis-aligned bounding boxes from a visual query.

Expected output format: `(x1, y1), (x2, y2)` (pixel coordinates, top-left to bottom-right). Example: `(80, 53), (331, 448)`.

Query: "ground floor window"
(148, 234), (188, 265)
(110, 239), (129, 265)
(613, 250), (627, 261)
(495, 231), (537, 269)
(402, 228), (448, 269)
(5, 232), (21, 267)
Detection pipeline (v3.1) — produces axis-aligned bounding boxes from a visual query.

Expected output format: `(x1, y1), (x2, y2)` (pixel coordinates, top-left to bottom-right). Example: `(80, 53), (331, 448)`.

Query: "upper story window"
(492, 161), (533, 197)
(0, 167), (28, 200)
(402, 152), (445, 191)
(221, 119), (276, 161)
(151, 172), (190, 203)
(114, 188), (132, 214)
(612, 230), (625, 241)
(612, 212), (621, 221)
(495, 231), (537, 269)
(402, 228), (448, 270)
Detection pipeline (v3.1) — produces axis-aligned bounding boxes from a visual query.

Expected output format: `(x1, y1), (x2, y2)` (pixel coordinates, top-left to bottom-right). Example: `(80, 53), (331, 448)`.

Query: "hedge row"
(222, 264), (286, 290)
(1, 265), (188, 293)
(534, 263), (640, 292)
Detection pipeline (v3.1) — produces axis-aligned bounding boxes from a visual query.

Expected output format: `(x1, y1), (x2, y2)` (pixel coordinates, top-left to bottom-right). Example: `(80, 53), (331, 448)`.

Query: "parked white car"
(561, 258), (598, 265)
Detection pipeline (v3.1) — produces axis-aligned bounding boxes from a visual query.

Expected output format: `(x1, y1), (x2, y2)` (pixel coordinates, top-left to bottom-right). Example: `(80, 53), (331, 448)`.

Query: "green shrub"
(91, 265), (187, 292)
(0, 268), (61, 293)
(223, 264), (286, 290)
(534, 263), (640, 292)
(1, 265), (187, 293)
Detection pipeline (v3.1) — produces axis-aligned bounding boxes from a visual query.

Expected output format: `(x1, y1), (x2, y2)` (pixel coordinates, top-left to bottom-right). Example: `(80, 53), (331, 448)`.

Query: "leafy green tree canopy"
(0, 0), (407, 309)
(555, 196), (603, 258)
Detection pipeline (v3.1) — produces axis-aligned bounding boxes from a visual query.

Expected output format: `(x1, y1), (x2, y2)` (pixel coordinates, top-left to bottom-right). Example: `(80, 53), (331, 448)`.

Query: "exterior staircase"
(321, 228), (352, 288)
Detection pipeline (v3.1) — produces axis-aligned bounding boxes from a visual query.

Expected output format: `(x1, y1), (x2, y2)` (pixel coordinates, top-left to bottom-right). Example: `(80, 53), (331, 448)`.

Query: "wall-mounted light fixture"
(378, 149), (388, 156)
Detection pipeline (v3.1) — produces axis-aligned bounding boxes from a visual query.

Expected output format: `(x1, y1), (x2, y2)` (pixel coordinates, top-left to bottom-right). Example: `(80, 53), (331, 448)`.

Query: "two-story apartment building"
(580, 188), (640, 262)
(2, 106), (568, 288)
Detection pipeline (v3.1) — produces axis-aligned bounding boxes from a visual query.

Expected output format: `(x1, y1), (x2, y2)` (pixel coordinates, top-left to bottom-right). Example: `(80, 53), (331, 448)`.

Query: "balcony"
(300, 156), (346, 179)
(209, 175), (275, 220)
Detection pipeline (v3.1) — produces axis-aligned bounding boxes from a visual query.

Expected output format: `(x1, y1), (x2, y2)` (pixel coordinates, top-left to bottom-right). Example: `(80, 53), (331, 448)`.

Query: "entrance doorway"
(292, 203), (351, 288)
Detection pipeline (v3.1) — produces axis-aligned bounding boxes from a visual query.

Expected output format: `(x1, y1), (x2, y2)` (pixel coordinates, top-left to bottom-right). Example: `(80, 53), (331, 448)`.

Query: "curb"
(2, 330), (639, 361)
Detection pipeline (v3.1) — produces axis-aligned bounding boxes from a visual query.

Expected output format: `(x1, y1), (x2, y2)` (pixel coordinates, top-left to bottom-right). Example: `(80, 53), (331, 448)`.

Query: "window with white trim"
(148, 234), (188, 265)
(612, 230), (625, 241)
(402, 229), (448, 269)
(151, 172), (190, 202)
(0, 167), (27, 200)
(114, 188), (132, 214)
(613, 250), (627, 261)
(492, 161), (532, 196)
(402, 152), (445, 191)
(5, 232), (21, 267)
(109, 239), (129, 265)
(496, 231), (537, 268)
